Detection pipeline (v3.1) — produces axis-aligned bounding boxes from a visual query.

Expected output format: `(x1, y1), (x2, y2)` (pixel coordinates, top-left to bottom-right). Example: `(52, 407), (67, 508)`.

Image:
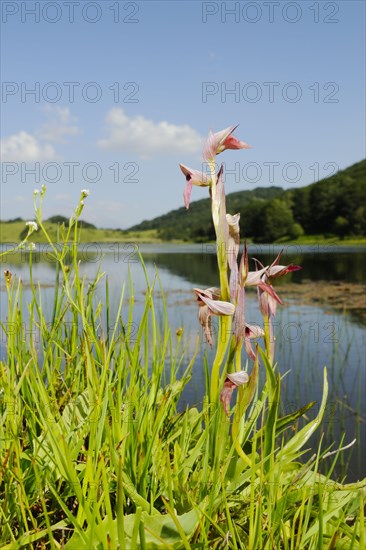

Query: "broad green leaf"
(253, 400), (316, 442)
(65, 508), (200, 549)
(278, 368), (328, 462)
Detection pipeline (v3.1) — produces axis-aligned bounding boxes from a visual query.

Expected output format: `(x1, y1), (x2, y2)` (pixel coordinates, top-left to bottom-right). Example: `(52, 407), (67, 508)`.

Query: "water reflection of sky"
(1, 245), (365, 481)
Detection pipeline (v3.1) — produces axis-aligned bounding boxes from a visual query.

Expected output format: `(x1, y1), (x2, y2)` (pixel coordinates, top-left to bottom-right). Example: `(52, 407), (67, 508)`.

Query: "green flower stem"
(231, 352), (262, 474)
(210, 315), (232, 403)
(232, 407), (253, 470)
(208, 159), (232, 403)
(218, 261), (230, 302)
(208, 160), (230, 301)
(33, 191), (85, 315)
(263, 313), (272, 365)
(234, 341), (243, 372)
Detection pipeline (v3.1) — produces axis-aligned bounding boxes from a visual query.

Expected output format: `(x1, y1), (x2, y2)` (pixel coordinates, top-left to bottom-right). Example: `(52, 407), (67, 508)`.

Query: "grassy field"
(276, 234), (366, 246)
(1, 220), (365, 246)
(0, 220), (163, 243)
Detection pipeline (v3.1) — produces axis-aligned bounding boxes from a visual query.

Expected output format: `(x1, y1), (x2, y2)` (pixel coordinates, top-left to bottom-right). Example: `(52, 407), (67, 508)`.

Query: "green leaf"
(254, 400), (317, 442)
(65, 508), (200, 549)
(276, 401), (317, 433)
(278, 368), (328, 462)
(0, 520), (68, 549)
(258, 346), (276, 392)
(238, 351), (259, 417)
(263, 373), (280, 473)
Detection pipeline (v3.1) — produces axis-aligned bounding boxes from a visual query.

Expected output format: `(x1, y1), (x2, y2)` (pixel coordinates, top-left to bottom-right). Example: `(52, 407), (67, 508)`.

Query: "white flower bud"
(25, 221), (38, 233)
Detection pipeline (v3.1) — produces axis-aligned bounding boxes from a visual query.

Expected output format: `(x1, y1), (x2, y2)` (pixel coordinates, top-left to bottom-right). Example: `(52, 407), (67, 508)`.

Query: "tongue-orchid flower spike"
(179, 126), (250, 207)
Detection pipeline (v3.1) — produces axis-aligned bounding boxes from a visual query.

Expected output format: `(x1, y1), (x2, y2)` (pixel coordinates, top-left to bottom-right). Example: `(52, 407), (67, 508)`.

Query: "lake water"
(1, 243), (365, 481)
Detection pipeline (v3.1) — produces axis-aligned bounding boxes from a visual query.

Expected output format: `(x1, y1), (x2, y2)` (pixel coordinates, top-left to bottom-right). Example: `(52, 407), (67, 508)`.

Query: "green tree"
(289, 222), (304, 239)
(257, 199), (297, 242)
(240, 199), (266, 238)
(333, 216), (349, 239)
(353, 206), (366, 235)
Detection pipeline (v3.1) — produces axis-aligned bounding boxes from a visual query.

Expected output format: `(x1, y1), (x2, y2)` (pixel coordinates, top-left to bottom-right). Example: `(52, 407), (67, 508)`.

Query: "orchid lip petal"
(245, 337), (257, 361)
(220, 382), (235, 417)
(198, 304), (213, 347)
(183, 180), (193, 209)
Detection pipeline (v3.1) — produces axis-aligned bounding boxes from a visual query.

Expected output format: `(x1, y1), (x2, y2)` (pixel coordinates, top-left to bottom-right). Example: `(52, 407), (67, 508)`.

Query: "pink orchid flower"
(179, 164), (213, 209)
(239, 250), (283, 307)
(253, 253), (302, 361)
(253, 252), (302, 316)
(204, 125), (251, 162)
(220, 370), (249, 416)
(267, 263), (302, 279)
(194, 287), (235, 347)
(255, 250), (302, 281)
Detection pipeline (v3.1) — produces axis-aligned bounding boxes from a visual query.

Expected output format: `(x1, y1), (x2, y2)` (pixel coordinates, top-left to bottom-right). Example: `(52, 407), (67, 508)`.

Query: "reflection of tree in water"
(5, 247), (365, 285)
(142, 250), (365, 286)
(273, 252), (365, 283)
(143, 253), (218, 287)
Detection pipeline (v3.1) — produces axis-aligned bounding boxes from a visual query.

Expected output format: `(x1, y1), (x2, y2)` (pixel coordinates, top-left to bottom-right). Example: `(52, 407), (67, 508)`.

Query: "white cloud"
(98, 108), (204, 158)
(0, 131), (56, 162)
(38, 105), (79, 143)
(1, 106), (79, 163)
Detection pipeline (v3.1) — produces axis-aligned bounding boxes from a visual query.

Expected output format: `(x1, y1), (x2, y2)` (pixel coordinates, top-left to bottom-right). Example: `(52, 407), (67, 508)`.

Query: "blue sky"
(1, 0), (365, 228)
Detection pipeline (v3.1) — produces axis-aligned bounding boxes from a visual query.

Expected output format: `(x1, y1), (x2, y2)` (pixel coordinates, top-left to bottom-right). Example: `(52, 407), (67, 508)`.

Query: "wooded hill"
(128, 160), (366, 242)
